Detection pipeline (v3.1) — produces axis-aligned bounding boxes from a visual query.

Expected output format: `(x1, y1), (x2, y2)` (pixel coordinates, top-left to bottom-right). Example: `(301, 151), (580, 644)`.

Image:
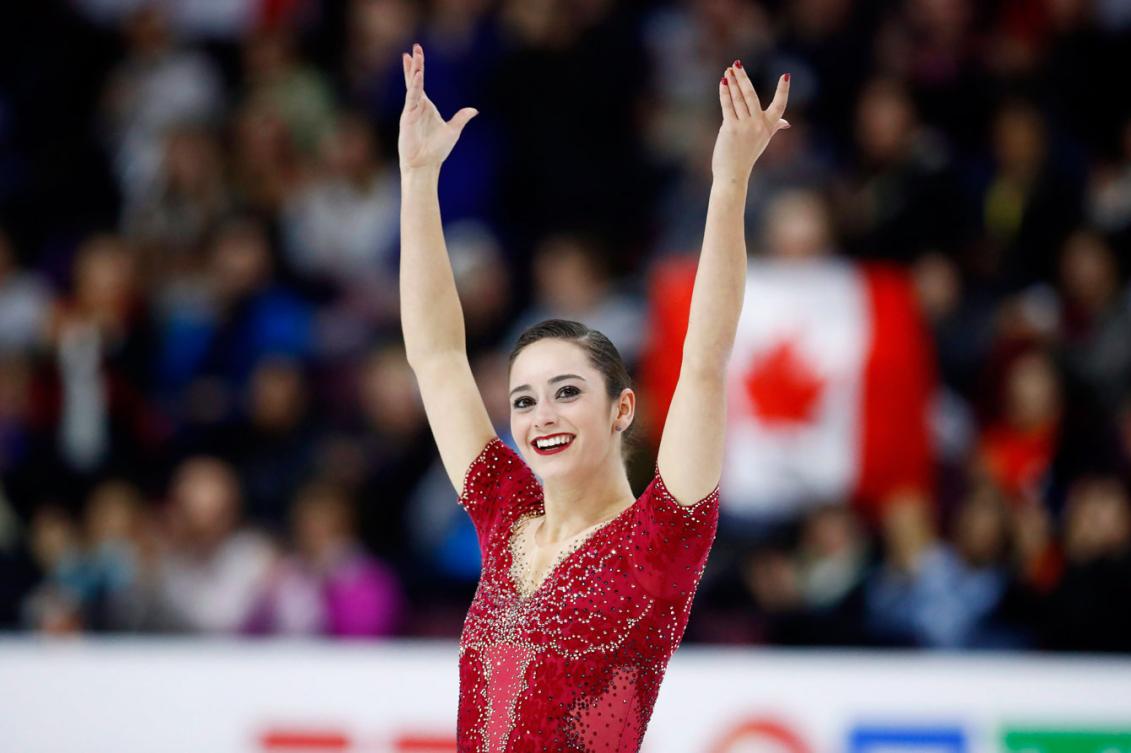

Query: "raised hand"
(713, 61), (790, 183)
(398, 43), (478, 173)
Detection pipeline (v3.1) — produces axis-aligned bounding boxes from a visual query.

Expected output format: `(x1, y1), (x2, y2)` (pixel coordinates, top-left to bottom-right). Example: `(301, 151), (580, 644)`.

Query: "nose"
(532, 398), (558, 430)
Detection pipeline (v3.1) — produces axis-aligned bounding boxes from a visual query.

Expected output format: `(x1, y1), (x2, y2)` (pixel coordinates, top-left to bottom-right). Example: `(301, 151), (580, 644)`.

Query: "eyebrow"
(509, 374), (587, 397)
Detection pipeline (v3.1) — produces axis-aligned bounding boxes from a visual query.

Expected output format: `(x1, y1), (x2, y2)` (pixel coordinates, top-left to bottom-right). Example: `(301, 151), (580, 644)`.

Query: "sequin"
(456, 436), (720, 751)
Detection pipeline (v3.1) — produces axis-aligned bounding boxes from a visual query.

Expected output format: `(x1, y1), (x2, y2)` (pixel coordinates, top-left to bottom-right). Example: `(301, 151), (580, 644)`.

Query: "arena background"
(0, 0), (1129, 751)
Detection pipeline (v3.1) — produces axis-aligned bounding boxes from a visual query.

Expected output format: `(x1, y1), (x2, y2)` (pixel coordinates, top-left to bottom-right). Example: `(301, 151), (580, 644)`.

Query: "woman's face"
(508, 338), (630, 481)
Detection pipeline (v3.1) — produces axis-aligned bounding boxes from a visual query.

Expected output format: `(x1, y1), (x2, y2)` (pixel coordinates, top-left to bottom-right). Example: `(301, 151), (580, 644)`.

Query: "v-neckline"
(505, 494), (638, 600)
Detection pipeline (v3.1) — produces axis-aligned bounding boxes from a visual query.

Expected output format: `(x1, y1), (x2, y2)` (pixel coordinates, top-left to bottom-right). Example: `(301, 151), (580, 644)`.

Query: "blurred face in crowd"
(322, 115), (377, 183)
(124, 6), (170, 59)
(243, 30), (293, 85)
(164, 127), (223, 195)
(85, 480), (144, 546)
(292, 484), (354, 564)
(1059, 230), (1119, 314)
(532, 236), (608, 314)
(73, 235), (136, 324)
(1004, 351), (1060, 430)
(912, 252), (961, 321)
(249, 358), (306, 433)
(348, 0), (418, 76)
(210, 220), (271, 299)
(170, 458), (241, 550)
(801, 505), (862, 561)
(953, 484), (1009, 567)
(0, 229), (13, 280)
(29, 507), (78, 571)
(855, 79), (914, 164)
(993, 101), (1046, 177)
(0, 354), (31, 424)
(359, 345), (424, 437)
(508, 338), (630, 483)
(450, 228), (511, 337)
(1064, 477), (1131, 563)
(763, 190), (832, 260)
(234, 100), (292, 170)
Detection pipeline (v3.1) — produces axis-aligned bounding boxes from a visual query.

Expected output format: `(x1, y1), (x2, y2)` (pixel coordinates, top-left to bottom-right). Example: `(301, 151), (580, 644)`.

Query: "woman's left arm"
(656, 62), (790, 506)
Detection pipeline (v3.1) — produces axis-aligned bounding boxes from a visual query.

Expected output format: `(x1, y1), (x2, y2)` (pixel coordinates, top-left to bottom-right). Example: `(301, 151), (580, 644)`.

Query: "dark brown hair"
(508, 319), (640, 464)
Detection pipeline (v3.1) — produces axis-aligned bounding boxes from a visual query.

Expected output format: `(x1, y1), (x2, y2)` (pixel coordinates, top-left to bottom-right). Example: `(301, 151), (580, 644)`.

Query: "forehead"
(509, 339), (593, 385)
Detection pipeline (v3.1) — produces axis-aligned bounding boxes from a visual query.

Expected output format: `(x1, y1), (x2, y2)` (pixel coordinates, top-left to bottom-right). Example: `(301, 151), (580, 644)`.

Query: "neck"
(538, 450), (634, 544)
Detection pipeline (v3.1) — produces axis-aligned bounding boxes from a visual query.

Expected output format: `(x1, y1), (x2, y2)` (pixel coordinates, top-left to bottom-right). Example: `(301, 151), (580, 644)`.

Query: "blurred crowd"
(0, 0), (1129, 651)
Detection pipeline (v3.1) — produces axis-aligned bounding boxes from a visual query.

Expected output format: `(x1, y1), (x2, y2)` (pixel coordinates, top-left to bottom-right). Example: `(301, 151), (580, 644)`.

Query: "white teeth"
(535, 435), (572, 449)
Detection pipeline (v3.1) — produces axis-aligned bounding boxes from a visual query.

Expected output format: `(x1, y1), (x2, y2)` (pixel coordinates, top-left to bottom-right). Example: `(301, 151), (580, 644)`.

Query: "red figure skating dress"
(456, 436), (720, 752)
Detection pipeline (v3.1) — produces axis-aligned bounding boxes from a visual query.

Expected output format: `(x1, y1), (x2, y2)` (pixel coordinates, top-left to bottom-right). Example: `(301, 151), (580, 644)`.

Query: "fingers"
(725, 68), (750, 119)
(719, 75), (737, 122)
(404, 43), (425, 108)
(402, 53), (411, 88)
(731, 61), (762, 116)
(766, 72), (791, 122)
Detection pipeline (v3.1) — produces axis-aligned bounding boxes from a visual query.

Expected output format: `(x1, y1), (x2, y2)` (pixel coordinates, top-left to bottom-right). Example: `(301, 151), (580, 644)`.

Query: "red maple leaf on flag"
(743, 339), (825, 425)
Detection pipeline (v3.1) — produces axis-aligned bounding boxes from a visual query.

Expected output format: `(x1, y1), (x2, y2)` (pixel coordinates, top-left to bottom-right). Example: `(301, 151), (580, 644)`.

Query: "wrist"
(401, 164), (441, 184)
(712, 168), (749, 185)
(709, 174), (749, 199)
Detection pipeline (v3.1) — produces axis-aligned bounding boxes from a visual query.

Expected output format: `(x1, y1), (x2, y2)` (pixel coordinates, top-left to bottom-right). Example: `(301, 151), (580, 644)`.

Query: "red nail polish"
(734, 60), (743, 69)
(721, 77), (728, 85)
(784, 72), (791, 82)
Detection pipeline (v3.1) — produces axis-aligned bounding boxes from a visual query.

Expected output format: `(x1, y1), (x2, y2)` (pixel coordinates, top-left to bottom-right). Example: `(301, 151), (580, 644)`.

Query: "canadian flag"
(641, 255), (935, 523)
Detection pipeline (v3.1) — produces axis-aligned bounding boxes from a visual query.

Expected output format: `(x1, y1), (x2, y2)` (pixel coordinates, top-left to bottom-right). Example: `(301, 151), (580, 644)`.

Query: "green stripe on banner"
(1002, 729), (1131, 753)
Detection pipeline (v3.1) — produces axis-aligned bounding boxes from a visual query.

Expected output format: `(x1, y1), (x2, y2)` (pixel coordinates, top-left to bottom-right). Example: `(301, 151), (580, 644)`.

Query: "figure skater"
(398, 42), (789, 752)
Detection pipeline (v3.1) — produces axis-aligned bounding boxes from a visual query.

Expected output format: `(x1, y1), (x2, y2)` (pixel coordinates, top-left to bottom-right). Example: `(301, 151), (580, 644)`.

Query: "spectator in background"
(221, 357), (320, 531)
(1087, 115), (1131, 251)
(445, 220), (513, 354)
(874, 0), (988, 152)
(21, 505), (85, 634)
(20, 482), (150, 635)
(865, 478), (1022, 648)
(977, 98), (1084, 289)
(505, 231), (646, 369)
(0, 230), (50, 353)
(832, 76), (966, 262)
(976, 348), (1061, 501)
(240, 27), (336, 158)
(345, 0), (420, 117)
(100, 5), (225, 204)
(46, 235), (160, 483)
(1056, 230), (1131, 413)
(157, 214), (312, 423)
(733, 503), (871, 647)
(351, 343), (434, 570)
(282, 112), (401, 354)
(124, 123), (233, 282)
(156, 456), (274, 633)
(1038, 475), (1131, 651)
(246, 481), (404, 637)
(230, 97), (309, 215)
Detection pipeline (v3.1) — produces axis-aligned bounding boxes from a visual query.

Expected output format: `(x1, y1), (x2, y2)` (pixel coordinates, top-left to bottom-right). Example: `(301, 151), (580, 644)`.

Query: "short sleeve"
(626, 467), (720, 602)
(457, 436), (541, 551)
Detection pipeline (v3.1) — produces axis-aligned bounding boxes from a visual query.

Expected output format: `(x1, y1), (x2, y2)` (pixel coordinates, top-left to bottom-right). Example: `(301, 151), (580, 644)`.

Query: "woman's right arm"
(398, 43), (496, 495)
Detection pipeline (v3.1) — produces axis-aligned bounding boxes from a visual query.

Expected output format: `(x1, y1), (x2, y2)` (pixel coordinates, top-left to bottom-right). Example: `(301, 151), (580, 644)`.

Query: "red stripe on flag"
(856, 263), (936, 520)
(640, 255), (699, 446)
(260, 730), (351, 750)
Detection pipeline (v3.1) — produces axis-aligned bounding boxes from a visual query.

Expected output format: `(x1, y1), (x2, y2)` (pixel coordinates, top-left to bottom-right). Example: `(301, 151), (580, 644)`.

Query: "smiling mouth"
(532, 434), (575, 455)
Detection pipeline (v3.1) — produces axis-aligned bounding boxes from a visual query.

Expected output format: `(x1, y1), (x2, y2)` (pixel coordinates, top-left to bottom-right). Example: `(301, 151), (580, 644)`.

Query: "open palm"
(713, 61), (790, 182)
(398, 43), (478, 172)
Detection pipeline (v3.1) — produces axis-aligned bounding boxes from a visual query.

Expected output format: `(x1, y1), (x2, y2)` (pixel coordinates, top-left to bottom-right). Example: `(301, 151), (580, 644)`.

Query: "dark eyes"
(512, 385), (580, 409)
